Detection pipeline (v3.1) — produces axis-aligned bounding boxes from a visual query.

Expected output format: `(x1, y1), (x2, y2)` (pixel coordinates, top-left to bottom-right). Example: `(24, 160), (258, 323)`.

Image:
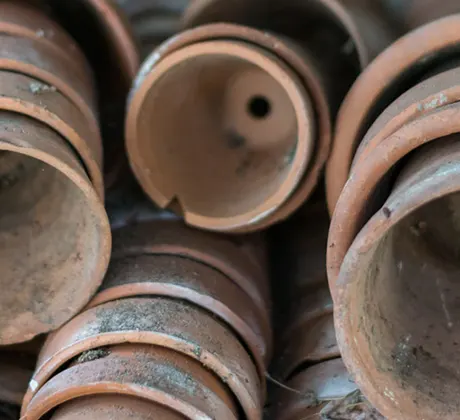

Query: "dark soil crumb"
(76, 348), (110, 364)
(320, 390), (385, 419)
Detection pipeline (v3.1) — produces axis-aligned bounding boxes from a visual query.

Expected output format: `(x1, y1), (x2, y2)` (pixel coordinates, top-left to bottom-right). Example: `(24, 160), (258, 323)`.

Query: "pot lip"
(87, 281), (268, 379)
(0, 70), (104, 199)
(182, 0), (371, 69)
(23, 298), (261, 420)
(126, 38), (314, 232)
(327, 77), (460, 291)
(24, 345), (237, 420)
(0, 34), (98, 140)
(0, 118), (111, 345)
(326, 14), (460, 215)
(334, 113), (460, 420)
(127, 22), (331, 232)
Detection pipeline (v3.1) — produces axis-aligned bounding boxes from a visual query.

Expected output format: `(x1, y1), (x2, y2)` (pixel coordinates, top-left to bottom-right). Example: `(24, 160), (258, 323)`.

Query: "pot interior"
(135, 40), (310, 224)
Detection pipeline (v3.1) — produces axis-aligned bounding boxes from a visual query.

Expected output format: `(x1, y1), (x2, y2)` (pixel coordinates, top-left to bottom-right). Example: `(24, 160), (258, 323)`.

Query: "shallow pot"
(23, 297), (262, 419)
(336, 136), (460, 419)
(88, 253), (271, 375)
(25, 344), (238, 420)
(0, 111), (110, 344)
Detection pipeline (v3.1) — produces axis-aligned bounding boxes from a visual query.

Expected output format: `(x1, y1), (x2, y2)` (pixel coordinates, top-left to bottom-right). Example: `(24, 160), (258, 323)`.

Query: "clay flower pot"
(0, 112), (110, 344)
(335, 134), (460, 419)
(89, 253), (271, 376)
(273, 359), (357, 420)
(25, 344), (238, 420)
(23, 297), (262, 419)
(51, 395), (184, 420)
(326, 15), (460, 215)
(111, 220), (271, 323)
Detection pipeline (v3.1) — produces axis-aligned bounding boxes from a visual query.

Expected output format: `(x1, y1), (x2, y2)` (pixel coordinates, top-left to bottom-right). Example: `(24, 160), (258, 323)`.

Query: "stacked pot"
(125, 0), (396, 234)
(0, 0), (111, 345)
(22, 220), (271, 419)
(327, 15), (460, 420)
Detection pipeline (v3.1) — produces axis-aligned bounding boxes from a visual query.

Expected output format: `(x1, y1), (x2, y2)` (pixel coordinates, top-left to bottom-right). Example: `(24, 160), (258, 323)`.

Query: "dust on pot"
(326, 15), (460, 215)
(89, 253), (272, 376)
(0, 112), (110, 344)
(26, 343), (239, 420)
(51, 395), (184, 420)
(23, 297), (263, 419)
(336, 137), (460, 419)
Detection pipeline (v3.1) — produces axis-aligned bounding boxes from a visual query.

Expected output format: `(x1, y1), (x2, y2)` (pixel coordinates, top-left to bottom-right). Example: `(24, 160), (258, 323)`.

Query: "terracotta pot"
(273, 358), (357, 420)
(51, 395), (184, 419)
(23, 297), (262, 419)
(26, 344), (238, 420)
(326, 15), (460, 215)
(0, 112), (110, 344)
(0, 1), (91, 79)
(88, 253), (271, 375)
(43, 0), (140, 189)
(328, 66), (460, 289)
(335, 134), (460, 419)
(111, 220), (270, 322)
(0, 34), (97, 134)
(0, 70), (103, 198)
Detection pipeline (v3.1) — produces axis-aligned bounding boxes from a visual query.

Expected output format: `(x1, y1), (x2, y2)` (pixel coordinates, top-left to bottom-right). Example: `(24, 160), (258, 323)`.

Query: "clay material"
(127, 33), (315, 232)
(23, 297), (262, 419)
(26, 344), (238, 420)
(336, 135), (460, 420)
(51, 395), (183, 420)
(88, 253), (271, 376)
(0, 112), (110, 344)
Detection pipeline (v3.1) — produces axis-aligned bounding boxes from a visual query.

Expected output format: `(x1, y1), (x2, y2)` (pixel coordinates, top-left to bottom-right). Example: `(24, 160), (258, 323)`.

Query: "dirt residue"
(320, 390), (385, 419)
(76, 348), (110, 364)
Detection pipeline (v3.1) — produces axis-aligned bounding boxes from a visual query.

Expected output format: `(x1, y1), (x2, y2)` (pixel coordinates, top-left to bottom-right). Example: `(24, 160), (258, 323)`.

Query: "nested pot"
(25, 343), (239, 420)
(126, 0), (393, 232)
(22, 297), (263, 420)
(330, 66), (460, 418)
(0, 111), (110, 344)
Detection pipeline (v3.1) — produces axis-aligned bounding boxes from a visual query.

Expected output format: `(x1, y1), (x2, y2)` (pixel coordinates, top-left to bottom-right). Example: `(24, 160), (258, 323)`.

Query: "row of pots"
(21, 220), (272, 419)
(123, 0), (397, 233)
(327, 14), (460, 420)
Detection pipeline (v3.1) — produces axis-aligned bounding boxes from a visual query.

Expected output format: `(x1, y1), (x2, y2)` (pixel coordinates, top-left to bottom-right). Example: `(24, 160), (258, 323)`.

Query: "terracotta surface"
(274, 358), (357, 420)
(111, 220), (270, 321)
(88, 253), (271, 375)
(24, 297), (262, 419)
(127, 37), (314, 232)
(51, 395), (184, 420)
(0, 34), (97, 135)
(326, 15), (460, 214)
(0, 1), (91, 78)
(0, 112), (110, 344)
(127, 23), (332, 232)
(336, 135), (460, 418)
(26, 344), (238, 420)
(0, 70), (103, 198)
(328, 67), (460, 290)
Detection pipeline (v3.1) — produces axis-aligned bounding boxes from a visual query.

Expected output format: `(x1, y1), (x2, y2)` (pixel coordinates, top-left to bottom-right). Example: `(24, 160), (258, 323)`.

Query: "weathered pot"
(23, 297), (262, 419)
(25, 344), (238, 420)
(328, 67), (460, 289)
(0, 112), (110, 344)
(51, 395), (184, 420)
(335, 135), (460, 419)
(43, 0), (140, 189)
(111, 220), (270, 322)
(0, 70), (103, 197)
(88, 253), (271, 375)
(273, 358), (357, 420)
(326, 15), (460, 215)
(0, 34), (97, 135)
(127, 25), (317, 232)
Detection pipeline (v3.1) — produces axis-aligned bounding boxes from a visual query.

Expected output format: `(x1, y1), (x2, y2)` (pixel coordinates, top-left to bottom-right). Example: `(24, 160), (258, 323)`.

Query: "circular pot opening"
(0, 114), (109, 344)
(128, 40), (314, 230)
